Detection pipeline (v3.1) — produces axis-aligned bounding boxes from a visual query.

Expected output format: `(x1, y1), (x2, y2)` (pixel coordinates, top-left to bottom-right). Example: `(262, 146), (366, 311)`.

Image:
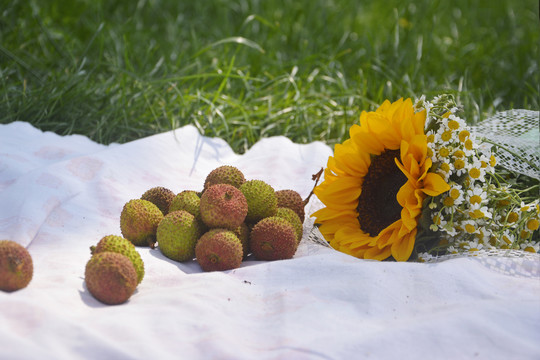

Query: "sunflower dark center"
(357, 149), (407, 236)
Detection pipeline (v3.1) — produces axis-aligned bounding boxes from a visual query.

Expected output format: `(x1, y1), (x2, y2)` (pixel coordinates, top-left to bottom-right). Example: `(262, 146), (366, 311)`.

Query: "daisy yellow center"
(450, 188), (461, 199)
(454, 159), (465, 170)
(441, 130), (453, 142)
(507, 212), (519, 223)
(453, 150), (465, 158)
(469, 167), (481, 179)
(448, 120), (460, 130)
(459, 130), (470, 142)
(469, 209), (485, 219)
(443, 196), (454, 207)
(489, 155), (497, 167)
(439, 147), (450, 158)
(527, 219), (539, 231)
(356, 149), (407, 236)
(470, 195), (483, 204)
(440, 163), (450, 172)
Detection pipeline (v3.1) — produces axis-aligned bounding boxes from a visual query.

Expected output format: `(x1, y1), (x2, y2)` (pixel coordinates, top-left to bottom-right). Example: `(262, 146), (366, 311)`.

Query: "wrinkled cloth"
(0, 121), (539, 360)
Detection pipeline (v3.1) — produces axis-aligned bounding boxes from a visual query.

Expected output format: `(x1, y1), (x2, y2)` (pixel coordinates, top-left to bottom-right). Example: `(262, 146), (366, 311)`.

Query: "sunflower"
(312, 98), (450, 261)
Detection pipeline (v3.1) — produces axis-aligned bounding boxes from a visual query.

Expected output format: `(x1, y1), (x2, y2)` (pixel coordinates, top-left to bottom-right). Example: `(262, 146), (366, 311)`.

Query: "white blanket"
(1, 121), (539, 360)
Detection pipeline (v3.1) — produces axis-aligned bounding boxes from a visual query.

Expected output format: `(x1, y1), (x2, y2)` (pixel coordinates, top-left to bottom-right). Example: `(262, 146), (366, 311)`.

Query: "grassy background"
(1, 0), (538, 153)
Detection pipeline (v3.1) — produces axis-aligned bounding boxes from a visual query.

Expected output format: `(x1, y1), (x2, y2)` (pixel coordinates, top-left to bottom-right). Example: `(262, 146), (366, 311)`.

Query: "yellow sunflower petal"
(316, 176), (362, 208)
(391, 228), (418, 261)
(333, 142), (370, 178)
(351, 127), (386, 155)
(364, 245), (392, 260)
(422, 172), (451, 196)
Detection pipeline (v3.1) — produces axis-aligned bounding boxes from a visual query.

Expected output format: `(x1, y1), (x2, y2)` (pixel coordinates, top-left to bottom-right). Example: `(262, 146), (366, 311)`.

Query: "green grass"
(1, 0), (538, 153)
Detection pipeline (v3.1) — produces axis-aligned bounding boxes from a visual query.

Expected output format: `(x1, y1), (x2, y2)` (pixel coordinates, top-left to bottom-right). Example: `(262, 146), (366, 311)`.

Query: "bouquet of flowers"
(311, 95), (539, 262)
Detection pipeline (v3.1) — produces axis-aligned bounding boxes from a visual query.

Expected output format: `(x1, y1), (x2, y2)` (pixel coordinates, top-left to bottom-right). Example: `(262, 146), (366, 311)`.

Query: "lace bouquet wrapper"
(307, 95), (540, 264)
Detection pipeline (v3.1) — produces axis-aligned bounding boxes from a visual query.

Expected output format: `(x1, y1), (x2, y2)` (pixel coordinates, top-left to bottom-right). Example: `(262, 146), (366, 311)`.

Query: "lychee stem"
(303, 167), (323, 206)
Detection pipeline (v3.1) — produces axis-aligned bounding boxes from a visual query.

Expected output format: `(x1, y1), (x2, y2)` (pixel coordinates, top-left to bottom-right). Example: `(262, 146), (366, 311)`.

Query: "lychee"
(0, 240), (33, 292)
(141, 186), (176, 215)
(232, 223), (250, 258)
(276, 189), (305, 222)
(120, 199), (164, 247)
(250, 216), (297, 261)
(157, 210), (201, 262)
(169, 190), (202, 223)
(240, 180), (277, 223)
(275, 207), (303, 244)
(203, 165), (245, 191)
(195, 229), (243, 271)
(85, 252), (138, 305)
(200, 184), (248, 230)
(91, 235), (145, 284)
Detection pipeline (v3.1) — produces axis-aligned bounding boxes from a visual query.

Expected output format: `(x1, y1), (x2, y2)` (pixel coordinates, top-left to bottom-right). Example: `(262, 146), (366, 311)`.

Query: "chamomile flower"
(417, 252), (435, 262)
(499, 230), (515, 248)
(466, 186), (487, 205)
(452, 157), (469, 176)
(520, 241), (539, 253)
(468, 204), (492, 220)
(461, 220), (479, 235)
(446, 245), (459, 254)
(526, 218), (540, 231)
(462, 240), (483, 253)
(467, 160), (486, 183)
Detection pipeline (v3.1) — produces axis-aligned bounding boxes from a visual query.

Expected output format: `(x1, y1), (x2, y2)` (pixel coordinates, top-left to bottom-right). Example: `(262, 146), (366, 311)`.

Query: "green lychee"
(85, 252), (138, 305)
(276, 189), (305, 222)
(0, 240), (33, 292)
(157, 210), (201, 262)
(141, 186), (176, 215)
(200, 184), (248, 230)
(169, 190), (202, 222)
(275, 207), (303, 244)
(91, 235), (145, 284)
(240, 180), (277, 223)
(250, 216), (297, 261)
(232, 223), (250, 258)
(203, 165), (245, 191)
(120, 199), (164, 247)
(195, 229), (243, 271)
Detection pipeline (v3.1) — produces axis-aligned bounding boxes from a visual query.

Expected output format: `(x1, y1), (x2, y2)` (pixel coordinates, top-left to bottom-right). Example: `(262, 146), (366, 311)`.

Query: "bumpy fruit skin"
(233, 223), (250, 258)
(240, 180), (278, 223)
(85, 252), (138, 305)
(275, 189), (305, 223)
(92, 235), (145, 284)
(250, 217), (297, 261)
(157, 210), (201, 262)
(169, 191), (202, 221)
(195, 229), (243, 271)
(200, 184), (248, 230)
(0, 240), (33, 292)
(275, 207), (303, 244)
(203, 165), (245, 191)
(120, 199), (164, 247)
(141, 186), (175, 215)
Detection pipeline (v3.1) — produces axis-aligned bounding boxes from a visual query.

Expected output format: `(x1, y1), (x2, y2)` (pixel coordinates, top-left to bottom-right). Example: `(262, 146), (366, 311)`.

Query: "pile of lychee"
(84, 165), (307, 305)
